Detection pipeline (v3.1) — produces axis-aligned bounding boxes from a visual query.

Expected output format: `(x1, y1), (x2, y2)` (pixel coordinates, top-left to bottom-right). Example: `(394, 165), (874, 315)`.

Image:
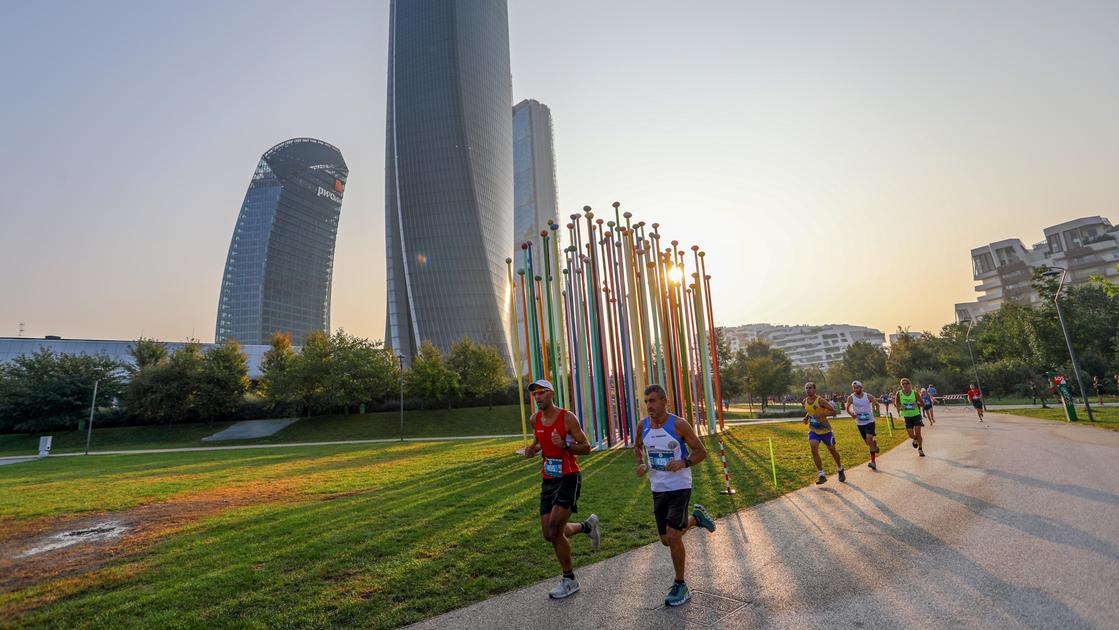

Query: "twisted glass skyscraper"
(384, 0), (514, 364)
(216, 138), (347, 346)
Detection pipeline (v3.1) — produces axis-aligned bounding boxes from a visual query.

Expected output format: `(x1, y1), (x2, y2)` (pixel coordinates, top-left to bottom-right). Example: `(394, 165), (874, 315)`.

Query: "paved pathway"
(414, 408), (1119, 629)
(201, 418), (299, 442)
(0, 433), (523, 465)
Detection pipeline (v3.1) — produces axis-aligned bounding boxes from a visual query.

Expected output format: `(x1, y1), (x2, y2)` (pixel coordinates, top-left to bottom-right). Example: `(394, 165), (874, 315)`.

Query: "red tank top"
(534, 408), (579, 478)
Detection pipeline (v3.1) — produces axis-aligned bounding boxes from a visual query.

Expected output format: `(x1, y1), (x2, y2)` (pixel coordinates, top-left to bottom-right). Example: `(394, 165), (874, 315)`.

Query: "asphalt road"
(413, 408), (1119, 629)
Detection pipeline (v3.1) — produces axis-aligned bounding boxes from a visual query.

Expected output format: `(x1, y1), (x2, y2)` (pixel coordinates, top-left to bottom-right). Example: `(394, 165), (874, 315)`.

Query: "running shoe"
(815, 473), (827, 485)
(868, 460), (877, 471)
(692, 504), (716, 533)
(665, 582), (692, 607)
(584, 514), (601, 550)
(912, 440), (918, 448)
(838, 467), (846, 483)
(918, 449), (925, 457)
(548, 576), (580, 599)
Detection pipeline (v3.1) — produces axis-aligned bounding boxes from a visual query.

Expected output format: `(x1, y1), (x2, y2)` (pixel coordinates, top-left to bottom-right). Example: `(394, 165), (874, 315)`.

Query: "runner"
(920, 387), (936, 425)
(896, 378), (926, 456)
(1093, 376), (1104, 406)
(967, 383), (985, 422)
(521, 379), (601, 599)
(633, 384), (716, 607)
(845, 380), (882, 470)
(802, 382), (845, 484)
(880, 391), (894, 422)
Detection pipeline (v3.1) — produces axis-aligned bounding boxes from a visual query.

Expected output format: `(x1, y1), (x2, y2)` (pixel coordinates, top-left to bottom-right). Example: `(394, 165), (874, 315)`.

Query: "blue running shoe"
(692, 504), (716, 533)
(665, 582), (692, 607)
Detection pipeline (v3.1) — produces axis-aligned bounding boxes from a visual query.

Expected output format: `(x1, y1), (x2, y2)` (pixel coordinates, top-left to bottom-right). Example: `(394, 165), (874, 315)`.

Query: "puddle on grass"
(16, 521), (132, 558)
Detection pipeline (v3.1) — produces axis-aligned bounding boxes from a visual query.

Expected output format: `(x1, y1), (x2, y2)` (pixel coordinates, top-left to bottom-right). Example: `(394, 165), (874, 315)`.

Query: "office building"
(215, 138), (347, 346)
(384, 0), (514, 363)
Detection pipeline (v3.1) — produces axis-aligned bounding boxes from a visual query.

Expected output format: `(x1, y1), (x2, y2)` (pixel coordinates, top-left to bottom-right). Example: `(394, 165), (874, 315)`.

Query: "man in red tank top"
(522, 379), (600, 599)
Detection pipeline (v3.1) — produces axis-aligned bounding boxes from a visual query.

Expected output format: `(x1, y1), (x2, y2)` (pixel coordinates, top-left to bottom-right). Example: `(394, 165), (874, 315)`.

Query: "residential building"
(955, 216), (1119, 322)
(215, 138), (347, 346)
(722, 323), (885, 369)
(384, 0), (514, 364)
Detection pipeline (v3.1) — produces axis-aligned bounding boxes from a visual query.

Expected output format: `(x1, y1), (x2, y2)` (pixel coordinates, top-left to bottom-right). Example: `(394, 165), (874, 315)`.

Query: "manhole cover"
(16, 520), (132, 558)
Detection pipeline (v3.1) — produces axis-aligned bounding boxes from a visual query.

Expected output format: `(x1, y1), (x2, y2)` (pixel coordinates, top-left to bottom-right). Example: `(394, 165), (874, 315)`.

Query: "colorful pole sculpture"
(506, 258), (529, 448)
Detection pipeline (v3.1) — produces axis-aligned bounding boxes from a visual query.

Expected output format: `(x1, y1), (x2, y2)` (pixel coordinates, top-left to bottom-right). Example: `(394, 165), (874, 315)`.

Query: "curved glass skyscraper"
(216, 138), (347, 346)
(384, 0), (514, 364)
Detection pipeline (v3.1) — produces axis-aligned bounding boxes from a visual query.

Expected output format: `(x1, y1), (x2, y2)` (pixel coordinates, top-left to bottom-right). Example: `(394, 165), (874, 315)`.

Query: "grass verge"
(0, 418), (904, 628)
(0, 405), (524, 457)
(990, 406), (1119, 431)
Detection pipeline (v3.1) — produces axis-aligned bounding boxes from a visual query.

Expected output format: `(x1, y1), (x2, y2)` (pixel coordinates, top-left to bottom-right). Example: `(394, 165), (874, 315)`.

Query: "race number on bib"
(856, 413), (871, 422)
(649, 451), (673, 471)
(544, 457), (564, 477)
(903, 403), (916, 410)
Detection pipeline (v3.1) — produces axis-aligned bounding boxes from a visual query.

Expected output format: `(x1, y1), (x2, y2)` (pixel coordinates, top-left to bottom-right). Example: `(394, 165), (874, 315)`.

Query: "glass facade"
(512, 99), (560, 255)
(216, 138), (347, 346)
(384, 0), (514, 364)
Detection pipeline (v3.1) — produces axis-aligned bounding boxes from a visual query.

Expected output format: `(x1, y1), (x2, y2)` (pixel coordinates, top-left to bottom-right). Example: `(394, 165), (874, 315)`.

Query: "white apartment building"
(954, 216), (1119, 322)
(723, 323), (885, 369)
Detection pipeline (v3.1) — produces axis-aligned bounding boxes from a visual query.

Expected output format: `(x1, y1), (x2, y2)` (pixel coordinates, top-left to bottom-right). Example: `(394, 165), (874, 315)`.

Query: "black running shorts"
(540, 472), (581, 515)
(904, 416), (925, 429)
(652, 488), (692, 535)
(857, 422), (876, 439)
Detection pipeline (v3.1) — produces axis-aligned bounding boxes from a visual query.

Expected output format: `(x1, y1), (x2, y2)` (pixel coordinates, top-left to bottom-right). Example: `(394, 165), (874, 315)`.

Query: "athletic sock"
(674, 579), (686, 585)
(563, 571), (575, 580)
(818, 470), (825, 476)
(581, 521), (591, 534)
(870, 451), (876, 462)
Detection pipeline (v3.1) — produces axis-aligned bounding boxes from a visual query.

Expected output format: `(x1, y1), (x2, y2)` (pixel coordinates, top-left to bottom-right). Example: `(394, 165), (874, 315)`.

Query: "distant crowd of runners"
(519, 374), (987, 607)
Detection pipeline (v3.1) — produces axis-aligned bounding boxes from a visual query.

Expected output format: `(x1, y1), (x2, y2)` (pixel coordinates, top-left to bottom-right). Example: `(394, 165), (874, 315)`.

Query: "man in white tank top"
(634, 384), (716, 607)
(845, 380), (882, 470)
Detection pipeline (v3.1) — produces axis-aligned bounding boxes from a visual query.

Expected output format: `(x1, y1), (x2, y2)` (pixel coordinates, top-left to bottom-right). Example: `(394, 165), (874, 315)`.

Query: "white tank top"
(641, 415), (692, 493)
(850, 392), (874, 425)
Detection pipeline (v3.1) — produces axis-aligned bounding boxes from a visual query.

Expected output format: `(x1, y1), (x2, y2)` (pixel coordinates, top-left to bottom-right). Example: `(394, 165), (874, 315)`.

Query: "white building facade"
(954, 216), (1119, 322)
(723, 323), (885, 369)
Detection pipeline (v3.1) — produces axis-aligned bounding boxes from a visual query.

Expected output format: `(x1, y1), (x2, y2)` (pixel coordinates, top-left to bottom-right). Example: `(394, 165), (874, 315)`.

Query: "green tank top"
(898, 390), (921, 417)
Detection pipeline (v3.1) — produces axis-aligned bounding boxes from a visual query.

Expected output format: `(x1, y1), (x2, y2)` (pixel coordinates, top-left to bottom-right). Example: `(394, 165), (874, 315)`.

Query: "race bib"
(809, 419), (824, 429)
(903, 403), (916, 410)
(649, 451), (673, 471)
(856, 413), (871, 422)
(543, 457), (564, 477)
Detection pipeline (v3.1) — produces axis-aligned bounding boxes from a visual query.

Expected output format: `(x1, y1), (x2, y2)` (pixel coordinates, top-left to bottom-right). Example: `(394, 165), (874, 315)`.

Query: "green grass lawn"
(990, 405), (1119, 430)
(0, 405), (525, 457)
(0, 418), (905, 629)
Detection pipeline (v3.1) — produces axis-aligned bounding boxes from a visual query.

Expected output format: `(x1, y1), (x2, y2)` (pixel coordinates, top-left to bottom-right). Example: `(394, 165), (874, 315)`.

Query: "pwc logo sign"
(317, 179), (345, 204)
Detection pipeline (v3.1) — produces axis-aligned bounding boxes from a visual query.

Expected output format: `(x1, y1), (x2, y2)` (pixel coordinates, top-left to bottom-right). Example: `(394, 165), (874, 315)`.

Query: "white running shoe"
(585, 514), (601, 550)
(549, 576), (580, 599)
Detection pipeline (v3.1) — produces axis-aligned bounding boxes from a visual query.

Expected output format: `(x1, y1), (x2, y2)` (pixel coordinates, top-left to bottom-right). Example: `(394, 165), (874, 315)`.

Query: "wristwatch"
(683, 458), (692, 468)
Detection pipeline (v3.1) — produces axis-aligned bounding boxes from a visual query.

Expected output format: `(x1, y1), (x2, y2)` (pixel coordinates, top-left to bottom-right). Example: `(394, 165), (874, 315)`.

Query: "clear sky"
(2, 0), (1117, 343)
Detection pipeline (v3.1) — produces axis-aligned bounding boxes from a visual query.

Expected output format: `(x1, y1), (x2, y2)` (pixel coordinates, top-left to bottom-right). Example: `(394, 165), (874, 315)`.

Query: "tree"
(329, 330), (397, 412)
(741, 341), (794, 410)
(0, 349), (124, 433)
(448, 337), (507, 408)
(194, 339), (249, 424)
(128, 337), (167, 374)
(841, 341), (887, 379)
(718, 349), (747, 402)
(259, 331), (295, 407)
(405, 341), (459, 408)
(886, 330), (941, 380)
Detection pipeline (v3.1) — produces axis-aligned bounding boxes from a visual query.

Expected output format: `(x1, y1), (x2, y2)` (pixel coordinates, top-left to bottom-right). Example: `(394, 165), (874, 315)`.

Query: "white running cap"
(528, 379), (554, 392)
(851, 380), (863, 387)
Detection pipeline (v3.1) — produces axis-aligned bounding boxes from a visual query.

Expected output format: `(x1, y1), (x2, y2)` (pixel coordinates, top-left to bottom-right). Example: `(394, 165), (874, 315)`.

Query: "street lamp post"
(959, 317), (985, 412)
(1043, 267), (1095, 421)
(398, 353), (405, 441)
(84, 379), (100, 456)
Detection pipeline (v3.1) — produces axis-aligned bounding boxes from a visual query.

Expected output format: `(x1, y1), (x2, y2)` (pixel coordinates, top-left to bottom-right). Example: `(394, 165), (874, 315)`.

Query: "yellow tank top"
(803, 396), (832, 431)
